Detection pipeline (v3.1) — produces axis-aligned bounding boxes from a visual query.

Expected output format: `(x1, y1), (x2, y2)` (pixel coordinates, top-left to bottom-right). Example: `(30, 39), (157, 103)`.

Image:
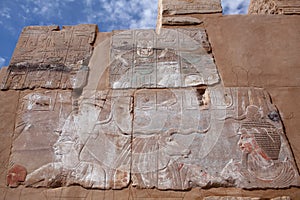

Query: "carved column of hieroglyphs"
(1, 25), (97, 90)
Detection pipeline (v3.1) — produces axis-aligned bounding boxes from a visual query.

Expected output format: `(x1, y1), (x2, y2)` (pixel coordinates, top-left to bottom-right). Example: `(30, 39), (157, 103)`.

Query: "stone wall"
(0, 0), (300, 199)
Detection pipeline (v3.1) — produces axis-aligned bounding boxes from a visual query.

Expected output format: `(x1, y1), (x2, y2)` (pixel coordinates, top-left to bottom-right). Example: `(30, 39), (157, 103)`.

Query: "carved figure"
(25, 114), (106, 188)
(221, 105), (298, 188)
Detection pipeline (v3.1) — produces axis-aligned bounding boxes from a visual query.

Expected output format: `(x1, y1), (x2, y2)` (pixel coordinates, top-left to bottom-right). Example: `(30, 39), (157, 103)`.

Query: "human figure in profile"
(221, 105), (298, 188)
(25, 114), (106, 188)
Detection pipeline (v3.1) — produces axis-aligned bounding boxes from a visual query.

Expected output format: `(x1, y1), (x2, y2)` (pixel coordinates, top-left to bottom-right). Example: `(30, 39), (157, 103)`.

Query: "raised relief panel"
(78, 90), (133, 189)
(110, 28), (219, 89)
(220, 88), (299, 189)
(131, 87), (213, 190)
(10, 90), (73, 188)
(12, 90), (133, 189)
(10, 24), (97, 65)
(161, 0), (222, 15)
(8, 87), (299, 189)
(1, 25), (97, 90)
(1, 64), (89, 90)
(131, 87), (299, 190)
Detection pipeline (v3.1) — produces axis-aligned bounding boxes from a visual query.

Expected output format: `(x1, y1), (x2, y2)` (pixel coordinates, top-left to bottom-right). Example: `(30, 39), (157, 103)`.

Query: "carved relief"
(130, 87), (299, 189)
(220, 88), (299, 189)
(5, 24), (299, 191)
(1, 64), (89, 90)
(110, 28), (219, 89)
(10, 25), (97, 65)
(9, 90), (72, 188)
(19, 90), (133, 189)
(1, 24), (96, 90)
(249, 0), (300, 15)
(8, 85), (299, 190)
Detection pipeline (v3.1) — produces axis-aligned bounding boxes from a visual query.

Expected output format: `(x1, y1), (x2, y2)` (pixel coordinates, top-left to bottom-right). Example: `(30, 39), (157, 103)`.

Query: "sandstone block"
(249, 0), (300, 14)
(160, 0), (222, 15)
(162, 17), (203, 25)
(110, 28), (219, 89)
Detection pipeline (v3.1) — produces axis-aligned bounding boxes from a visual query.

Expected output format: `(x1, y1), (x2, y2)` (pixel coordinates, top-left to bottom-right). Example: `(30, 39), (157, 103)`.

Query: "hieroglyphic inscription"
(1, 64), (89, 90)
(1, 25), (96, 90)
(130, 87), (299, 189)
(110, 29), (219, 89)
(11, 25), (97, 65)
(8, 86), (300, 189)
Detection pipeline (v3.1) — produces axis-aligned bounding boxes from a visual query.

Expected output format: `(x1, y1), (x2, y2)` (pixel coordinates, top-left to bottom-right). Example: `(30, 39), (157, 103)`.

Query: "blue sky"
(0, 0), (250, 68)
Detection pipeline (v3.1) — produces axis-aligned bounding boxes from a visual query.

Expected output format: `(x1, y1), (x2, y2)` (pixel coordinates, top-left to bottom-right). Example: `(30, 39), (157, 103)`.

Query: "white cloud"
(0, 7), (11, 19)
(82, 0), (158, 31)
(0, 57), (6, 68)
(222, 0), (250, 14)
(23, 0), (75, 20)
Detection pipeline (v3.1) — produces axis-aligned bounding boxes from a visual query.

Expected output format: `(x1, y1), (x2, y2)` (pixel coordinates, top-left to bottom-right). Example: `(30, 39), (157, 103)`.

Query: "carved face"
(53, 140), (74, 155)
(238, 132), (257, 154)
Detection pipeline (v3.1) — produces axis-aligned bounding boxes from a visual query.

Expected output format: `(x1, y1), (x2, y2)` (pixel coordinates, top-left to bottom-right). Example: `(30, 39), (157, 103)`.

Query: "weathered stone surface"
(160, 0), (222, 15)
(249, 0), (300, 14)
(9, 84), (299, 190)
(11, 89), (133, 189)
(162, 17), (203, 25)
(131, 87), (299, 189)
(204, 197), (290, 200)
(10, 25), (97, 65)
(204, 197), (259, 200)
(7, 165), (27, 187)
(110, 28), (219, 89)
(266, 87), (300, 171)
(206, 15), (300, 88)
(1, 24), (97, 90)
(10, 90), (73, 186)
(0, 90), (19, 188)
(157, 0), (222, 32)
(1, 63), (90, 90)
(1, 2), (300, 198)
(271, 197), (291, 200)
(0, 186), (299, 200)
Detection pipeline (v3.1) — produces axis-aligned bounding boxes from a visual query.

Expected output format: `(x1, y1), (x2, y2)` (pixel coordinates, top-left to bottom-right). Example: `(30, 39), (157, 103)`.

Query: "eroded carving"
(130, 87), (299, 189)
(5, 24), (299, 191)
(1, 63), (89, 90)
(18, 90), (133, 189)
(6, 164), (27, 188)
(221, 106), (297, 188)
(9, 86), (299, 190)
(110, 29), (219, 89)
(1, 24), (96, 90)
(10, 25), (97, 65)
(249, 0), (300, 15)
